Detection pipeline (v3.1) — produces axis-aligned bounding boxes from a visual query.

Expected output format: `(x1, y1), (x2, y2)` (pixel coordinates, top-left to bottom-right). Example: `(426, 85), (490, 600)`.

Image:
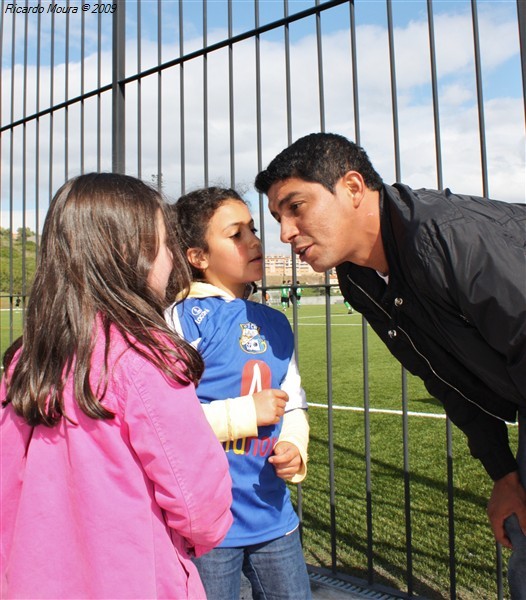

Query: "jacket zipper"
(345, 274), (506, 423)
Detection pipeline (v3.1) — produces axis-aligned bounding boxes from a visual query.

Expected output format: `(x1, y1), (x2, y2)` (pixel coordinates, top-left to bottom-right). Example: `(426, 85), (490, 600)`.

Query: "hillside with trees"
(0, 228), (37, 299)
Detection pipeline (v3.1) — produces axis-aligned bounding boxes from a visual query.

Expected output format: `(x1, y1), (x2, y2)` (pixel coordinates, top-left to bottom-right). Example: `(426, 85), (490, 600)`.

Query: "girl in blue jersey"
(166, 187), (311, 600)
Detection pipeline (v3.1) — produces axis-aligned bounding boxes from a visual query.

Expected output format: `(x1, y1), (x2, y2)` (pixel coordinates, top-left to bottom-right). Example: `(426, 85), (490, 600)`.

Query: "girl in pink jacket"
(0, 173), (233, 599)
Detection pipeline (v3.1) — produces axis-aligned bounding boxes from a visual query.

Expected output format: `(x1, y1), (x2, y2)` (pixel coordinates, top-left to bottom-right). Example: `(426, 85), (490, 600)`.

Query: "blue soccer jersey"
(167, 284), (303, 546)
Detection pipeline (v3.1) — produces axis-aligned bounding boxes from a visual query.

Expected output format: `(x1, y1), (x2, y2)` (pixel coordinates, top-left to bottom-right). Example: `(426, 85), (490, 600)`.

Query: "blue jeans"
(193, 528), (312, 600)
(505, 410), (526, 599)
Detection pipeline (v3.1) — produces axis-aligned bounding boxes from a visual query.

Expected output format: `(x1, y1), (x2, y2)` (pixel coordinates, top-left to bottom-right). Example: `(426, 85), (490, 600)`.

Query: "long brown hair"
(3, 173), (203, 426)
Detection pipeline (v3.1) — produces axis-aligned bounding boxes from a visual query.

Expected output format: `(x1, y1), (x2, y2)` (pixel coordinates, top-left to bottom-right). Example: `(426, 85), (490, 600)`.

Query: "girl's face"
(147, 211), (173, 299)
(195, 200), (263, 298)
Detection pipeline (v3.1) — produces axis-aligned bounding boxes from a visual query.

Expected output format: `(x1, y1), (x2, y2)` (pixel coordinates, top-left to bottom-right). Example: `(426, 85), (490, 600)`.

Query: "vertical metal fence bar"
(284, 0), (292, 145)
(79, 11), (86, 173)
(427, 6), (461, 595)
(348, 2), (375, 585)
(427, 0), (443, 190)
(22, 2), (28, 316)
(255, 0), (268, 304)
(203, 0), (209, 186)
(80, 8), (85, 174)
(315, 0), (326, 134)
(157, 0), (163, 189)
(137, 0), (142, 179)
(362, 312), (373, 584)
(8, 8), (16, 342)
(97, 11), (101, 171)
(470, 0), (489, 197)
(356, 0), (370, 584)
(112, 2), (125, 173)
(179, 0), (185, 193)
(283, 0), (300, 362)
(446, 419), (457, 600)
(282, 0), (304, 527)
(65, 2), (70, 180)
(49, 9), (55, 205)
(386, 0), (400, 180)
(496, 544), (504, 600)
(348, 5), (376, 582)
(324, 276), (337, 575)
(35, 2), (42, 253)
(386, 1), (414, 594)
(349, 0), (360, 145)
(228, 0), (235, 187)
(401, 368), (413, 597)
(314, 1), (336, 573)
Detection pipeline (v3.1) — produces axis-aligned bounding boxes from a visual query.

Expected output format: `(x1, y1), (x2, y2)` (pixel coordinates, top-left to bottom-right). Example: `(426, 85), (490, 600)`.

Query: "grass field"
(1, 303), (515, 599)
(1, 308), (23, 362)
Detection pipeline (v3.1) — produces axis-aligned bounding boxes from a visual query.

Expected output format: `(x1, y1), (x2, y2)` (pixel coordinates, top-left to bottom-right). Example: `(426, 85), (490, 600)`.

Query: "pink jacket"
(1, 325), (233, 599)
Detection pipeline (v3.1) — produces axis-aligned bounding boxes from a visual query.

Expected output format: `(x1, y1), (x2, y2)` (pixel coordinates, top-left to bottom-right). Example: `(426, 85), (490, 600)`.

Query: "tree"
(16, 227), (35, 242)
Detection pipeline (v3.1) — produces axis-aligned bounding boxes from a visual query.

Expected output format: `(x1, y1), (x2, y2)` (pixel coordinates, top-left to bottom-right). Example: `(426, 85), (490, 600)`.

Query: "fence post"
(112, 1), (126, 174)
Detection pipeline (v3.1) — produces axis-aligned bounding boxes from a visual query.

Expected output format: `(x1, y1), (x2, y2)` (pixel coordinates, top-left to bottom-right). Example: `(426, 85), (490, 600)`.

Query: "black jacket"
(337, 184), (526, 481)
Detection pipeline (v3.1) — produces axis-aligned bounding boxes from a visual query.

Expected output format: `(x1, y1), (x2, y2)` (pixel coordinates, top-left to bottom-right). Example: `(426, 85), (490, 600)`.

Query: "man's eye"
(251, 227), (258, 234)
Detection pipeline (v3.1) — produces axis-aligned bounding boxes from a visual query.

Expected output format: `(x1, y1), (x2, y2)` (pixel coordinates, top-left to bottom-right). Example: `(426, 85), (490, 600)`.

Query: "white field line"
(309, 403), (518, 425)
(287, 315), (356, 319)
(309, 402), (446, 419)
(293, 323), (362, 326)
(287, 316), (362, 326)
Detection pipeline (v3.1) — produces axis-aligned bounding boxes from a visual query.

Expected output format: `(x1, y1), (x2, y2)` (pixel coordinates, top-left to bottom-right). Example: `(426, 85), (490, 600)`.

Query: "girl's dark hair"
(167, 187), (246, 280)
(3, 172), (203, 426)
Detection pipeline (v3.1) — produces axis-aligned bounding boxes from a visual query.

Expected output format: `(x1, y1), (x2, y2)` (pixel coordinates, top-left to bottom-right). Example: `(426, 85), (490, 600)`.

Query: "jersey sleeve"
(277, 408), (310, 483)
(201, 396), (258, 441)
(280, 351), (308, 411)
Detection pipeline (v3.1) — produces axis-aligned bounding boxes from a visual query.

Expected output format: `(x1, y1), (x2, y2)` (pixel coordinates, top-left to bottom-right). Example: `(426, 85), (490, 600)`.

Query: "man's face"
(267, 177), (358, 273)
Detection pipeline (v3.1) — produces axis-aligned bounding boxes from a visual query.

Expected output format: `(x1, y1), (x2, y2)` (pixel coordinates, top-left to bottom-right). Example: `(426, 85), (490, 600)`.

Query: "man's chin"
(306, 258), (329, 273)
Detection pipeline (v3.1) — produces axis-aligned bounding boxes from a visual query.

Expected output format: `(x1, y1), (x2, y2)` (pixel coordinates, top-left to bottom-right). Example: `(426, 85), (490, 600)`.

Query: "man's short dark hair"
(254, 132), (383, 194)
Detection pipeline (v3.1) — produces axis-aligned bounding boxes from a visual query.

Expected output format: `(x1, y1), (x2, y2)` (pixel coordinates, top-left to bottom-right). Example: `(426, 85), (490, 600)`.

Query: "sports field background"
(1, 303), (515, 598)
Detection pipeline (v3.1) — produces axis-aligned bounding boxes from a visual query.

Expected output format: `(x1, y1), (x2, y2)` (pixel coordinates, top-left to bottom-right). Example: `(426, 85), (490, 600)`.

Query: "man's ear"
(342, 171), (366, 208)
(186, 247), (209, 271)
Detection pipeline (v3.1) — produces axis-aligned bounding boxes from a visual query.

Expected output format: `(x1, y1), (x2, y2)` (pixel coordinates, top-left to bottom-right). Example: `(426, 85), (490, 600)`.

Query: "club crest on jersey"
(239, 322), (268, 354)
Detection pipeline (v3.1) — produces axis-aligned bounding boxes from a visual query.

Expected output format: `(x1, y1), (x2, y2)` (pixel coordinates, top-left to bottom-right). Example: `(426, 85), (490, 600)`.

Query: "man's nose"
(280, 218), (298, 244)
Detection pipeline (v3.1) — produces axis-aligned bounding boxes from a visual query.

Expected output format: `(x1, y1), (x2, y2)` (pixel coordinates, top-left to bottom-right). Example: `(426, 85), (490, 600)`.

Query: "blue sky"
(1, 0), (524, 250)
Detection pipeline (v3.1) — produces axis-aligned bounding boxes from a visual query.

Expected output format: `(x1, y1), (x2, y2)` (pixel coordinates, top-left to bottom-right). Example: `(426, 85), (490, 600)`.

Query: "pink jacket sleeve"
(123, 359), (233, 557)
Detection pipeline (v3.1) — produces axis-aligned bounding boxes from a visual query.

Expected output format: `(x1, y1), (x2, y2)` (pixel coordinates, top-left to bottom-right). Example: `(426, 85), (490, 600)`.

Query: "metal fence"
(1, 1), (525, 598)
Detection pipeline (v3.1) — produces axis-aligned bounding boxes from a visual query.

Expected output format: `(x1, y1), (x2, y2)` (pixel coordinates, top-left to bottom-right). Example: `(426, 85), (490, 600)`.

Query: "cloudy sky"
(1, 0), (524, 253)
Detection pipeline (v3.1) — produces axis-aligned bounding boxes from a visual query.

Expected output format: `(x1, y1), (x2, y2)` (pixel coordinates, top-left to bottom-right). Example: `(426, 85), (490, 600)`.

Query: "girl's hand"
(268, 442), (302, 480)
(253, 389), (288, 426)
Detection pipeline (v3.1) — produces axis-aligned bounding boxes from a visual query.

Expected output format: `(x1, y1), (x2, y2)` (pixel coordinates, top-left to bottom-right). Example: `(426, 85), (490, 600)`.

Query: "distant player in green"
(290, 281), (302, 308)
(280, 280), (290, 311)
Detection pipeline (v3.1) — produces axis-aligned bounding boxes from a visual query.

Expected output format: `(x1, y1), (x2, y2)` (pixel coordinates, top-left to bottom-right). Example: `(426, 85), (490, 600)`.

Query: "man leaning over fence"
(255, 132), (526, 598)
